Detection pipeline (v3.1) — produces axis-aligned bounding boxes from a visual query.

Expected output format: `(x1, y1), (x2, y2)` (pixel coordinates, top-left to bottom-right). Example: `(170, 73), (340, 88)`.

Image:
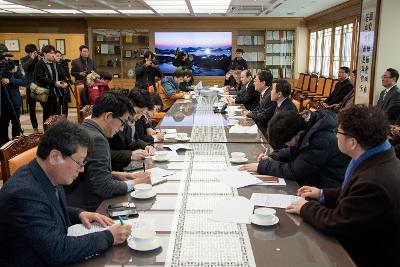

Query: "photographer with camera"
(135, 50), (162, 90)
(55, 50), (72, 116)
(32, 45), (68, 124)
(0, 44), (26, 145)
(71, 45), (95, 83)
(20, 43), (40, 133)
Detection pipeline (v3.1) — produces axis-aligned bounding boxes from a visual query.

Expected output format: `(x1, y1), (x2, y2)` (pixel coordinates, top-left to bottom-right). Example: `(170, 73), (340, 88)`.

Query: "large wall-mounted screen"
(155, 32), (232, 76)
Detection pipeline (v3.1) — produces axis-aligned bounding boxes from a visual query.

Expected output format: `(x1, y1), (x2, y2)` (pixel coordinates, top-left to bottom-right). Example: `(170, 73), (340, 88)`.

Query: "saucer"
(128, 237), (161, 251)
(229, 157), (248, 163)
(176, 136), (190, 141)
(251, 215), (279, 226)
(130, 191), (157, 199)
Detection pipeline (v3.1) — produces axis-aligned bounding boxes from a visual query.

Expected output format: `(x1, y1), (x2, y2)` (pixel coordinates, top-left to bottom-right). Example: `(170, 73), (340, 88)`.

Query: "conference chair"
(43, 114), (67, 131)
(0, 133), (42, 183)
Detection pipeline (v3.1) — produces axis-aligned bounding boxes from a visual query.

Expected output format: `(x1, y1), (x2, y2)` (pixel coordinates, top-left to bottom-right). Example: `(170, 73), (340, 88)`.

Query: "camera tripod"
(0, 76), (24, 140)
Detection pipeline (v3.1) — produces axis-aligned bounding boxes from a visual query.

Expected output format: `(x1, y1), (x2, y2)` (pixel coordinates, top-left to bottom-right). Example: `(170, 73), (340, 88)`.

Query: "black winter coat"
(258, 110), (349, 188)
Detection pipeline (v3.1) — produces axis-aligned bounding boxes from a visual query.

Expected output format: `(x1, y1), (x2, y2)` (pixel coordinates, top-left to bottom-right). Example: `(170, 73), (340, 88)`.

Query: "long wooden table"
(159, 89), (267, 144)
(71, 91), (355, 267)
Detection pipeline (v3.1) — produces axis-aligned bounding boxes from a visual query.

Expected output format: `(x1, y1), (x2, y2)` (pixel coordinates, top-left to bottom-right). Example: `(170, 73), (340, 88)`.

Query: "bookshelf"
(92, 28), (149, 79)
(236, 30), (265, 77)
(265, 30), (295, 79)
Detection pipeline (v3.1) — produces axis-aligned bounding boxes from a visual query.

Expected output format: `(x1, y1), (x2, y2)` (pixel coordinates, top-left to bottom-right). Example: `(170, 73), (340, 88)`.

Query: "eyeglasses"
(332, 128), (355, 138)
(67, 155), (86, 168)
(116, 117), (127, 128)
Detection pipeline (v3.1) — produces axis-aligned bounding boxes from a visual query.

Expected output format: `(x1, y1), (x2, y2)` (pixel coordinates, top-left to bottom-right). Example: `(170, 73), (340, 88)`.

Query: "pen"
(143, 162), (146, 172)
(118, 216), (124, 225)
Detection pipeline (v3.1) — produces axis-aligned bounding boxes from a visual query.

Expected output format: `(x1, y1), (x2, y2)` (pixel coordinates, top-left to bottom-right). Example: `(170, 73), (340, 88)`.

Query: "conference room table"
(71, 90), (355, 267)
(158, 89), (267, 144)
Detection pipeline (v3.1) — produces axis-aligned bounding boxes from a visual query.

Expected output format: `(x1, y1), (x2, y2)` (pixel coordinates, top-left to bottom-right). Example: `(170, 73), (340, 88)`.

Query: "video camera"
(0, 44), (15, 77)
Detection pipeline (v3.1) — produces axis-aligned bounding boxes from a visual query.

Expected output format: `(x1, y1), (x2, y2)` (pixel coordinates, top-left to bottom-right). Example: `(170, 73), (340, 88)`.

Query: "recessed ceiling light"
(119, 9), (153, 14)
(6, 8), (47, 13)
(190, 0), (230, 14)
(47, 4), (51, 7)
(81, 10), (119, 14)
(144, 0), (189, 13)
(44, 9), (82, 14)
(0, 4), (29, 9)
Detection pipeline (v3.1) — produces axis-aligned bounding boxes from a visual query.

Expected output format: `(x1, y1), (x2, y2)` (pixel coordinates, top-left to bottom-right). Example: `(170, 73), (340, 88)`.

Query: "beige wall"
(372, 0), (400, 104)
(294, 27), (308, 78)
(0, 33), (85, 62)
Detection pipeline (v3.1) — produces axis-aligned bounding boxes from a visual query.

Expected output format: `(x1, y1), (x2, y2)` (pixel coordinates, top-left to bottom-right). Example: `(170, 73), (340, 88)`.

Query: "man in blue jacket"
(0, 44), (26, 145)
(0, 120), (132, 267)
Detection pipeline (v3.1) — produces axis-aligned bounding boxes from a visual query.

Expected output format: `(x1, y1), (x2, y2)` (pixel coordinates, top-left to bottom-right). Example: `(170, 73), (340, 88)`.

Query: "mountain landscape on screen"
(155, 32), (232, 76)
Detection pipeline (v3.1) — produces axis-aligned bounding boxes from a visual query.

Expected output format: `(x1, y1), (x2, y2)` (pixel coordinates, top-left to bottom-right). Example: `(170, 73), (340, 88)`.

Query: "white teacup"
(228, 119), (239, 125)
(154, 151), (168, 161)
(134, 184), (154, 198)
(253, 207), (277, 224)
(213, 84), (218, 88)
(183, 94), (190, 100)
(231, 152), (246, 160)
(177, 133), (188, 139)
(131, 230), (157, 248)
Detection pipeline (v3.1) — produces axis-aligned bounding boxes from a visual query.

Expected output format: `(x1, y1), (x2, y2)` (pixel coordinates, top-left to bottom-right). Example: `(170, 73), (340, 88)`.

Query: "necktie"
(275, 106), (281, 113)
(382, 90), (387, 101)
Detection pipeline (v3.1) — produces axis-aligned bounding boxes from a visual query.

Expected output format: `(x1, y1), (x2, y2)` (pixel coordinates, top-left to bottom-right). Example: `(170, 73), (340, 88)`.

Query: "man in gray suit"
(65, 91), (150, 212)
(376, 68), (400, 124)
(0, 121), (132, 266)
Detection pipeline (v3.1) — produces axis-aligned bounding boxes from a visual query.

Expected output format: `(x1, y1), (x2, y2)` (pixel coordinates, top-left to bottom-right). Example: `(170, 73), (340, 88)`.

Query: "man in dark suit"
(324, 66), (353, 106)
(109, 90), (156, 171)
(65, 91), (150, 212)
(244, 70), (276, 133)
(0, 120), (132, 267)
(376, 68), (400, 123)
(71, 45), (96, 83)
(270, 79), (297, 114)
(234, 70), (259, 111)
(286, 105), (400, 267)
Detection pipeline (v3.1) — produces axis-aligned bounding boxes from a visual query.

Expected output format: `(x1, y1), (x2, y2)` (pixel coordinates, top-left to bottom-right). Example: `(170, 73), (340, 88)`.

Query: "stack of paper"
(68, 222), (107, 236)
(161, 129), (177, 134)
(164, 133), (177, 139)
(250, 193), (302, 208)
(146, 167), (174, 177)
(228, 124), (258, 134)
(218, 170), (263, 189)
(209, 196), (253, 224)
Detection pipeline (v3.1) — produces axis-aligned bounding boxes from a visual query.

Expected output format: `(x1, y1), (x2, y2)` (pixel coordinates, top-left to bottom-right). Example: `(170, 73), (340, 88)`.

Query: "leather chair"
(79, 105), (94, 122)
(43, 114), (67, 131)
(0, 133), (42, 183)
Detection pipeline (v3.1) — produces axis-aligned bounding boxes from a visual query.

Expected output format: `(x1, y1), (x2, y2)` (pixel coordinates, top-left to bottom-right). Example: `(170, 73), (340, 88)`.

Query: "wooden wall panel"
(86, 17), (304, 30)
(0, 18), (87, 34)
(305, 0), (362, 29)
